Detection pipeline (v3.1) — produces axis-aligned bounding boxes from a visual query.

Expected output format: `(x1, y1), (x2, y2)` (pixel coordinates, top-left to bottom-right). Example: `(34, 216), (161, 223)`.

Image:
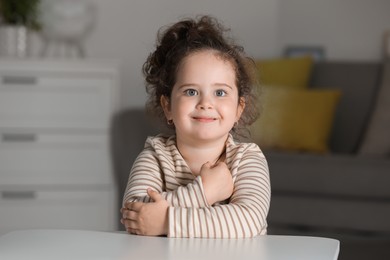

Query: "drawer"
(0, 189), (117, 235)
(0, 132), (114, 186)
(0, 75), (112, 129)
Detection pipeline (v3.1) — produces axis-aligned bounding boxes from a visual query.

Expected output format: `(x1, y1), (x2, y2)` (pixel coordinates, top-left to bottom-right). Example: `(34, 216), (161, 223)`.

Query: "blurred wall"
(84, 0), (279, 108)
(36, 0), (390, 108)
(278, 0), (390, 61)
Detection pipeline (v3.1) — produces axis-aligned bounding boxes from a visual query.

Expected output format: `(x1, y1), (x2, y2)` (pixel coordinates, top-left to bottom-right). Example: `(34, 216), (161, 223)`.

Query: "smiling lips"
(192, 116), (217, 123)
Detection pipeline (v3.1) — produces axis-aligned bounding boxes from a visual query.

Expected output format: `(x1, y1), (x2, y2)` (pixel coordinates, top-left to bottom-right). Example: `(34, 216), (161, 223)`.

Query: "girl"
(121, 16), (270, 238)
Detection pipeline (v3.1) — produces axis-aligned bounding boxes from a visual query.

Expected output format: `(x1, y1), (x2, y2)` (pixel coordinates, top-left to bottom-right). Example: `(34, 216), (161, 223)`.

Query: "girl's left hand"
(121, 189), (169, 236)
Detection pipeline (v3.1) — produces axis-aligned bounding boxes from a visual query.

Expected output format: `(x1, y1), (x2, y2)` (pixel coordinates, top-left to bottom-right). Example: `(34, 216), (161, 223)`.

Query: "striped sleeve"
(122, 147), (163, 205)
(122, 138), (209, 208)
(168, 143), (271, 238)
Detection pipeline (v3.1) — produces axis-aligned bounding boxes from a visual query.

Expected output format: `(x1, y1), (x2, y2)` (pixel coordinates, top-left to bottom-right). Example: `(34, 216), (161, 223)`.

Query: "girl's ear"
(160, 95), (172, 120)
(235, 97), (246, 121)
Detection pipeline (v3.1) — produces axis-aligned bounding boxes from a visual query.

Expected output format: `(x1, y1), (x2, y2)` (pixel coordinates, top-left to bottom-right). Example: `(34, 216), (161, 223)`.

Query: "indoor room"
(0, 0), (389, 259)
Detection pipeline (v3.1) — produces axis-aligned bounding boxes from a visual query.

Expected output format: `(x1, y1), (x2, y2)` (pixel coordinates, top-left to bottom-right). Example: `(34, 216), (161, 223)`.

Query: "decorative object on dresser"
(0, 0), (41, 57)
(39, 0), (96, 58)
(0, 59), (120, 235)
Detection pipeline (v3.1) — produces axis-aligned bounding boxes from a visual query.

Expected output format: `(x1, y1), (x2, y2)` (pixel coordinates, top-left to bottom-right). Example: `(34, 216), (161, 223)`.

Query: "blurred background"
(1, 1), (390, 260)
(14, 0), (390, 108)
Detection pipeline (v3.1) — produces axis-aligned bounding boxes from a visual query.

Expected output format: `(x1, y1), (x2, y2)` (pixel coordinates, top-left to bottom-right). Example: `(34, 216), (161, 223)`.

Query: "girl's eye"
(215, 89), (227, 97)
(185, 89), (198, 96)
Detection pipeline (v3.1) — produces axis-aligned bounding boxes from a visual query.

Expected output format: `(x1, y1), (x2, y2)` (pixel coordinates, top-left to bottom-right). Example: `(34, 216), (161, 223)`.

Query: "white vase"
(0, 25), (29, 58)
(40, 0), (96, 57)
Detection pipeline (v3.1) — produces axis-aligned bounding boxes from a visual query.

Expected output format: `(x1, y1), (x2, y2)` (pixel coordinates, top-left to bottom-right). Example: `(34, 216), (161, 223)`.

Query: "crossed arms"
(121, 143), (270, 238)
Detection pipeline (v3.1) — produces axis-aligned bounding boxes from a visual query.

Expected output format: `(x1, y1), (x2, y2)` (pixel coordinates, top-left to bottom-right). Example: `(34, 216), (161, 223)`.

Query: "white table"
(0, 229), (339, 260)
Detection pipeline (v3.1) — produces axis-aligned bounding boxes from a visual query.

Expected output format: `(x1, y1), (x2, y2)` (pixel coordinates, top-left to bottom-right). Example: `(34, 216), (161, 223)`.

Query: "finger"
(124, 201), (137, 210)
(127, 228), (141, 235)
(121, 208), (128, 219)
(127, 227), (137, 234)
(121, 218), (135, 230)
(122, 218), (139, 229)
(122, 210), (138, 220)
(213, 161), (227, 168)
(124, 201), (144, 212)
(121, 218), (133, 227)
(147, 188), (162, 202)
(201, 161), (211, 170)
(122, 219), (138, 235)
(124, 201), (134, 209)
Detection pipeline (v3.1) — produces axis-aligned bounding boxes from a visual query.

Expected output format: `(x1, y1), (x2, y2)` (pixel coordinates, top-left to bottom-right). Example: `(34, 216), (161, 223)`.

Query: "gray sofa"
(266, 61), (390, 260)
(111, 61), (390, 260)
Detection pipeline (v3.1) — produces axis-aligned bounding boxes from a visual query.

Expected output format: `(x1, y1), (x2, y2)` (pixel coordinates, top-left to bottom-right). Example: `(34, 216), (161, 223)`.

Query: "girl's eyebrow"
(177, 83), (198, 89)
(177, 83), (233, 89)
(214, 83), (233, 89)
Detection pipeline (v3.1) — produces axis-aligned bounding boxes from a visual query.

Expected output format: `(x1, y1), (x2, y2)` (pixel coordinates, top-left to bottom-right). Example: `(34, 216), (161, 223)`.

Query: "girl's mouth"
(193, 117), (216, 123)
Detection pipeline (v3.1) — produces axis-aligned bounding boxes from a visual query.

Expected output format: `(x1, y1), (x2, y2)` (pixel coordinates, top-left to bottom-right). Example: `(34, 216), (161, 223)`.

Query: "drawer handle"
(1, 191), (36, 200)
(2, 133), (37, 142)
(2, 76), (37, 85)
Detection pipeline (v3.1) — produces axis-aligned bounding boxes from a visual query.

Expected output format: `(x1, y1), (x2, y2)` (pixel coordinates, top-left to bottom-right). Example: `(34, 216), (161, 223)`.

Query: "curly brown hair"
(143, 15), (259, 137)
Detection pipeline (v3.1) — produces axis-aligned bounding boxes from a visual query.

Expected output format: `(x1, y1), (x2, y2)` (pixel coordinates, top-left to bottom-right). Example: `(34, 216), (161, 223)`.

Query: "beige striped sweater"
(123, 134), (271, 238)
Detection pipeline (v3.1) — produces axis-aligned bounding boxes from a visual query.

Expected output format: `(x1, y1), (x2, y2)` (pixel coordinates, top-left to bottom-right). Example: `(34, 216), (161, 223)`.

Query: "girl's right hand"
(200, 161), (234, 205)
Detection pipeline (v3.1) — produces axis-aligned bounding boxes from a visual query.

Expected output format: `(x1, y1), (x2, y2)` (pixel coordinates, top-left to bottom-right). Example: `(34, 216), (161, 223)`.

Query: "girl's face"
(161, 50), (245, 145)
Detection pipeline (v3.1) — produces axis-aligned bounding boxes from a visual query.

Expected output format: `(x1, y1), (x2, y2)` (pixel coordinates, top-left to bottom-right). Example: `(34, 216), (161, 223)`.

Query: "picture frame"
(284, 46), (325, 61)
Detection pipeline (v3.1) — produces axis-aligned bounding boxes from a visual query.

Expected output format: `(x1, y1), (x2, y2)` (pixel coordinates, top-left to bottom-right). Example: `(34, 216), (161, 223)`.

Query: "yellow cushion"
(251, 86), (341, 153)
(255, 56), (313, 89)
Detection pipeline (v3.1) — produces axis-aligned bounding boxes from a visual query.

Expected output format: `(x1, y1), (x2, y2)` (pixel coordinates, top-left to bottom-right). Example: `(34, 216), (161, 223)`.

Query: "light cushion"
(255, 56), (313, 89)
(359, 62), (390, 156)
(251, 86), (341, 153)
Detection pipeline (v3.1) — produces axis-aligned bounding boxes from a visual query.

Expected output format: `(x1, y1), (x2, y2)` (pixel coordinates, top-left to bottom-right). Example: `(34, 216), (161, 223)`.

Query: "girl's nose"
(196, 95), (213, 110)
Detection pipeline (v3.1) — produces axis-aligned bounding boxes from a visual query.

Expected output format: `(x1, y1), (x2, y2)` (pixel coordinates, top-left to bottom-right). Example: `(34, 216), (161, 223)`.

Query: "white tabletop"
(0, 229), (339, 260)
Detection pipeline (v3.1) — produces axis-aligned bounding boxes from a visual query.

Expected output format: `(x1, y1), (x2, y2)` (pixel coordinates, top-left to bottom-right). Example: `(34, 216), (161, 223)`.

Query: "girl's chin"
(180, 132), (229, 142)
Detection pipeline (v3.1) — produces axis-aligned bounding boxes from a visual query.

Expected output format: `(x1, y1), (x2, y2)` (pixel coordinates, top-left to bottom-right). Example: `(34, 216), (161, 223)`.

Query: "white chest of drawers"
(0, 59), (120, 235)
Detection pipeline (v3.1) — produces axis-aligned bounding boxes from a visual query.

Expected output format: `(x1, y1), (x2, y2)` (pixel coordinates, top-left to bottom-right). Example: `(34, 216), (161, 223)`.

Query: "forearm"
(167, 202), (267, 238)
(123, 175), (210, 208)
(168, 151), (271, 238)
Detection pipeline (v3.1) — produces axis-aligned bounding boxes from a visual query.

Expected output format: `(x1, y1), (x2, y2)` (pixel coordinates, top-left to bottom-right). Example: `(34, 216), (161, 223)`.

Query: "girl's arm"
(122, 144), (270, 238)
(122, 148), (210, 208)
(167, 145), (270, 238)
(121, 147), (212, 235)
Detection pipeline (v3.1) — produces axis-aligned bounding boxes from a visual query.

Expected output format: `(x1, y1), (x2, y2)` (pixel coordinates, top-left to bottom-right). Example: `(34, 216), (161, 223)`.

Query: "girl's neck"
(176, 135), (228, 175)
